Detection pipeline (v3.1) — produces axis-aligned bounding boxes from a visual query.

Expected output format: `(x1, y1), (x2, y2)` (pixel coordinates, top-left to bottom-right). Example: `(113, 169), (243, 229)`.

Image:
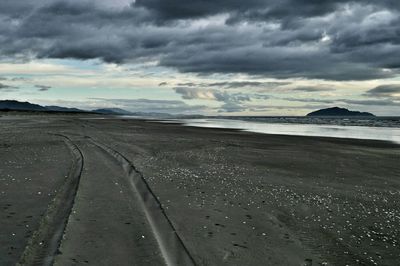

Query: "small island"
(307, 107), (375, 117)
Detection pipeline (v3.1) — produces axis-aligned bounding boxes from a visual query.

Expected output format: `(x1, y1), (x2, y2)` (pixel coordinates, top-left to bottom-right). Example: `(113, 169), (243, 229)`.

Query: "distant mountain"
(92, 108), (133, 115)
(45, 106), (86, 112)
(0, 100), (194, 118)
(128, 111), (175, 118)
(0, 100), (47, 111)
(0, 100), (87, 113)
(307, 107), (375, 117)
(91, 108), (176, 118)
(0, 100), (173, 117)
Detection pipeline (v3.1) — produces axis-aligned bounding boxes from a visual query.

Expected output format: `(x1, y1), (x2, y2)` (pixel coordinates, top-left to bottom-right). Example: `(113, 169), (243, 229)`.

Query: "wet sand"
(1, 113), (399, 265)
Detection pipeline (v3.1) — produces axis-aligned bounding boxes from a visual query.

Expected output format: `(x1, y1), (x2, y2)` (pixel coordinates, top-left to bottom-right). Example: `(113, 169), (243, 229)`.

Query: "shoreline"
(1, 114), (399, 265)
(146, 118), (400, 148)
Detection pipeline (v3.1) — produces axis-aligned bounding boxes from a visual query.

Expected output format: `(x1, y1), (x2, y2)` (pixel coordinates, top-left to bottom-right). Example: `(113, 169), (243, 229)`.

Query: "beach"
(1, 113), (399, 265)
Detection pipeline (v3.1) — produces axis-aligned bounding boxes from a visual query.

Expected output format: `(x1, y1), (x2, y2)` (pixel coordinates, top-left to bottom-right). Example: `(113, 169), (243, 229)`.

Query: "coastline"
(1, 114), (399, 265)
(152, 118), (400, 146)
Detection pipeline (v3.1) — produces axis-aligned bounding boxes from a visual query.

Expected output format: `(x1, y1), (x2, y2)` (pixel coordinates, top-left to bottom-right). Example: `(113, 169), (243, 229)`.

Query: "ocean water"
(216, 116), (400, 128)
(158, 117), (400, 144)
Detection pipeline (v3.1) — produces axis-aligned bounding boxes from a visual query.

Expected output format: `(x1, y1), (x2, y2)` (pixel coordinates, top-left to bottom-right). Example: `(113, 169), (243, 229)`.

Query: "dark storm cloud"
(134, 0), (265, 21)
(159, 42), (396, 80)
(364, 85), (400, 98)
(283, 97), (336, 104)
(282, 96), (400, 106)
(342, 99), (399, 106)
(0, 0), (400, 81)
(134, 0), (399, 23)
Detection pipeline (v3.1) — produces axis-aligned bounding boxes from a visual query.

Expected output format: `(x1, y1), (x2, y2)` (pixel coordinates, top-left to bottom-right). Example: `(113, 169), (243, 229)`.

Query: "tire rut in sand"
(89, 138), (196, 266)
(17, 134), (83, 266)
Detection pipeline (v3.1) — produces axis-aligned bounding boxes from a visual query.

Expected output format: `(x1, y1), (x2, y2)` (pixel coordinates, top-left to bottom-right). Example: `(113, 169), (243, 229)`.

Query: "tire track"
(17, 135), (83, 266)
(89, 138), (196, 266)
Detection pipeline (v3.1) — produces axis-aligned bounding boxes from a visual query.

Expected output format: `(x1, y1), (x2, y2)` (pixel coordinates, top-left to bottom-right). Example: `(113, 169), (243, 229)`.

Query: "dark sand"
(1, 113), (399, 265)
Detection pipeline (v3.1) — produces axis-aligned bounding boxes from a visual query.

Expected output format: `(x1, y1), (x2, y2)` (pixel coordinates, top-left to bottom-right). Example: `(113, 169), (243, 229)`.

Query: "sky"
(0, 0), (399, 116)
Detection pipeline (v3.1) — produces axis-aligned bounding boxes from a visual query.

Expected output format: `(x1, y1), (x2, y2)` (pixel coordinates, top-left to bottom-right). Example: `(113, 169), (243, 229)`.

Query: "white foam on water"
(167, 118), (400, 144)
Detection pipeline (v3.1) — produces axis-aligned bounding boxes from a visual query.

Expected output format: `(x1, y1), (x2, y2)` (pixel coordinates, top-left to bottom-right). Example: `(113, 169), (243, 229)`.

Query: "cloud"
(173, 87), (256, 102)
(364, 84), (400, 98)
(219, 102), (246, 113)
(89, 98), (207, 114)
(176, 82), (196, 87)
(174, 87), (218, 100)
(34, 84), (51, 91)
(282, 96), (400, 107)
(173, 86), (272, 113)
(217, 81), (290, 89)
(0, 82), (18, 91)
(176, 81), (290, 89)
(342, 99), (400, 106)
(11, 77), (30, 81)
(0, 1), (399, 81)
(134, 0), (400, 23)
(282, 97), (336, 104)
(293, 86), (335, 92)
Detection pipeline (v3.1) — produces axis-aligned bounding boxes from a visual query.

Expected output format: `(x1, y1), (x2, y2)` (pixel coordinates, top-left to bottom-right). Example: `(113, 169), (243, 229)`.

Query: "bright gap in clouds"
(0, 1), (399, 115)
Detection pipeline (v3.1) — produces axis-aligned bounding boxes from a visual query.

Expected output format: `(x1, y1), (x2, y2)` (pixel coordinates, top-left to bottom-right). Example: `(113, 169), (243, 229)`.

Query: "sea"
(150, 116), (400, 144)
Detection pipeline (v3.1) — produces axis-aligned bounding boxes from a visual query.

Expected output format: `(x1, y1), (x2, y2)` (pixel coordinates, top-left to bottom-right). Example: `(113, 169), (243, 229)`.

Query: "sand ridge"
(17, 134), (84, 266)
